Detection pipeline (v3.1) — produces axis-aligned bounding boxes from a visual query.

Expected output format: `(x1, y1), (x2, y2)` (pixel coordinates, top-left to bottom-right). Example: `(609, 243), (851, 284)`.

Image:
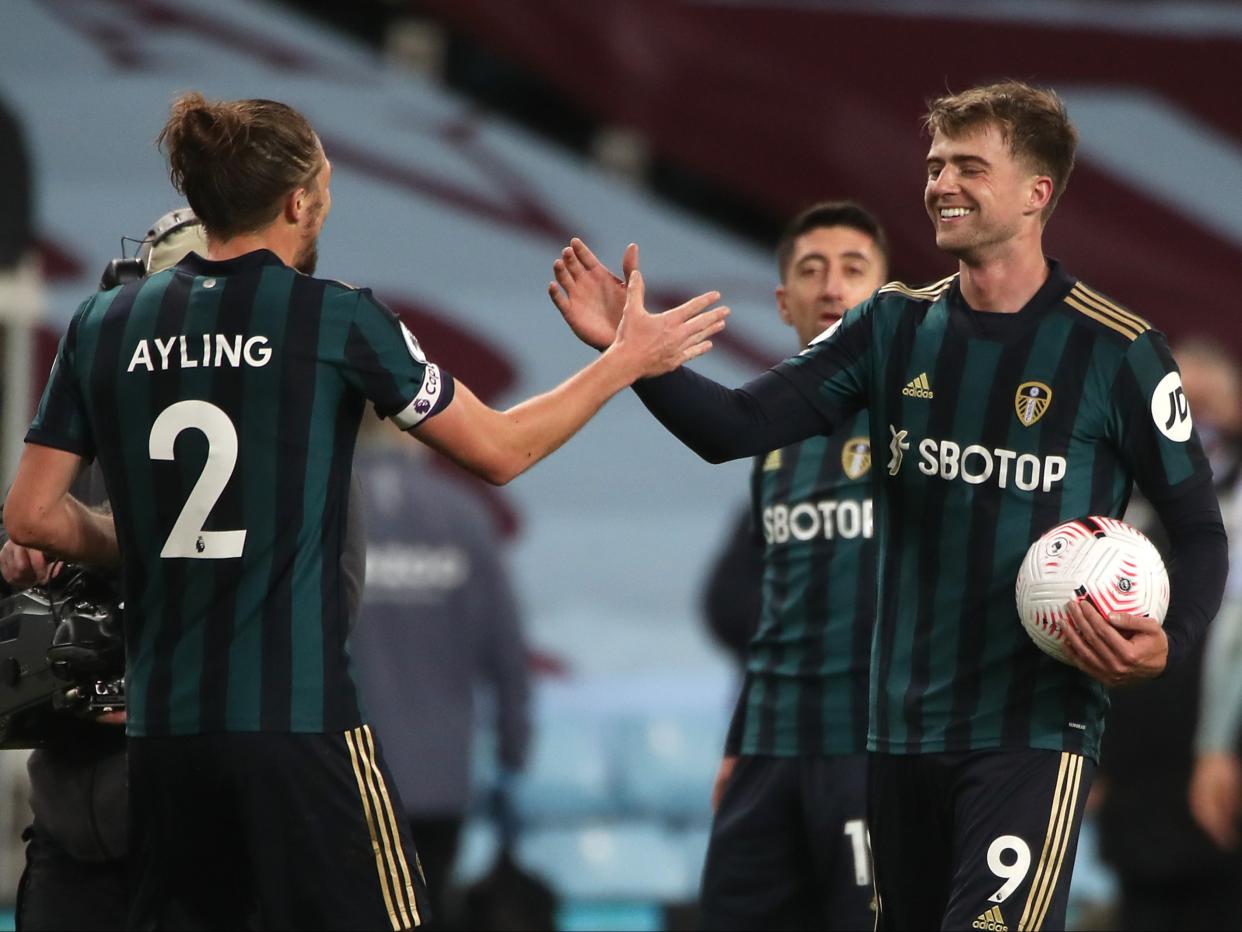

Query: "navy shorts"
(700, 754), (875, 931)
(128, 725), (430, 931)
(868, 748), (1094, 932)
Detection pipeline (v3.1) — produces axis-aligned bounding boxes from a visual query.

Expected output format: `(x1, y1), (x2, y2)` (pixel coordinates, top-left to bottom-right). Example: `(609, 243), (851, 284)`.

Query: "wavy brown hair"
(157, 93), (322, 240)
(925, 81), (1077, 222)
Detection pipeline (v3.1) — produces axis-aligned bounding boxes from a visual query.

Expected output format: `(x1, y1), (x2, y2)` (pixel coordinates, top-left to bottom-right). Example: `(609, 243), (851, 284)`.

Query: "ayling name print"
(127, 334), (273, 373)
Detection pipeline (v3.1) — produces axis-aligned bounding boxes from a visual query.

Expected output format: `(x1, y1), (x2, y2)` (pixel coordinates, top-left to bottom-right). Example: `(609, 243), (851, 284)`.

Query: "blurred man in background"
(689, 202), (888, 930)
(1098, 336), (1242, 930)
(351, 415), (531, 926)
(0, 95), (30, 273)
(0, 93), (35, 490)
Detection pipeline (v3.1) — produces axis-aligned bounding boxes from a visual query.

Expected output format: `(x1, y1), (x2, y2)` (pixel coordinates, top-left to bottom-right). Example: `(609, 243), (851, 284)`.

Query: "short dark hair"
(775, 201), (889, 281)
(157, 92), (322, 240)
(924, 81), (1077, 221)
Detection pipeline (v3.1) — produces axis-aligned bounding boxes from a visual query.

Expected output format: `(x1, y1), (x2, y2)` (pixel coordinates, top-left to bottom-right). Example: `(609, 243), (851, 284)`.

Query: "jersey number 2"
(149, 400), (247, 559)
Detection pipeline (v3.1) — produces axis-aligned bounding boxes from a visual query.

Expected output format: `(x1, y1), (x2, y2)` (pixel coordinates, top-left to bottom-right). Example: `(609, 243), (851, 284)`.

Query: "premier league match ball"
(1015, 516), (1170, 664)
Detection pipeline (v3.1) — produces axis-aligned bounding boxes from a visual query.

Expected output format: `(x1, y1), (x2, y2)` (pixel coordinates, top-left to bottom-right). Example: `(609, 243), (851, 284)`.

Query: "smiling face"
(924, 122), (1052, 263)
(776, 225), (887, 347)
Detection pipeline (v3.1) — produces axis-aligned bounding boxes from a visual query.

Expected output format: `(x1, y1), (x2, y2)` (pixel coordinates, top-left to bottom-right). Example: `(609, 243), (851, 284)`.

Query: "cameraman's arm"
(0, 503), (63, 593)
(5, 445), (118, 569)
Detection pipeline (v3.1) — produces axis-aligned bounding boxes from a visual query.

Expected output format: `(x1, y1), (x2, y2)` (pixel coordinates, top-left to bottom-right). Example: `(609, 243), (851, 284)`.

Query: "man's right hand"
(607, 269), (727, 379)
(711, 755), (738, 812)
(549, 238), (638, 350)
(0, 540), (62, 589)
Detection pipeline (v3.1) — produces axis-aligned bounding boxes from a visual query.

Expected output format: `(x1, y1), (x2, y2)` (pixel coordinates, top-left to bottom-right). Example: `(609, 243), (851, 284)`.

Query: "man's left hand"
(1059, 597), (1167, 686)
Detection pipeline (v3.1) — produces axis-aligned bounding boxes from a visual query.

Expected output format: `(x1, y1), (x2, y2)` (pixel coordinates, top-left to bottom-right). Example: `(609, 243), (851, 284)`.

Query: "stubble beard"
(294, 237), (319, 276)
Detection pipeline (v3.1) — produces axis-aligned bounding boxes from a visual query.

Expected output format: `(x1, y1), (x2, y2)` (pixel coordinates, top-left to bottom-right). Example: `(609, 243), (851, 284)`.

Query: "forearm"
(702, 513), (764, 659)
(632, 367), (830, 464)
(723, 673), (751, 756)
(6, 495), (119, 569)
(417, 348), (637, 485)
(491, 607), (533, 770)
(494, 347), (636, 481)
(496, 690), (532, 772)
(1154, 480), (1229, 670)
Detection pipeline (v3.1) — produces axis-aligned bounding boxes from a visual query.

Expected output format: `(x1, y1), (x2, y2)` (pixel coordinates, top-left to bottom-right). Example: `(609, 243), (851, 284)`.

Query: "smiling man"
(552, 81), (1228, 931)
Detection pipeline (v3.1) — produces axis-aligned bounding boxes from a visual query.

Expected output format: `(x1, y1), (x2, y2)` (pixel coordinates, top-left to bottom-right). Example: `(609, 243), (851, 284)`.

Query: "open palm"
(549, 238), (638, 350)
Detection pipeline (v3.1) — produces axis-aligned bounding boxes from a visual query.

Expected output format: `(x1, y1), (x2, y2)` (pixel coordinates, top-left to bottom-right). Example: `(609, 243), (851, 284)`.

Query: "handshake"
(547, 237), (729, 370)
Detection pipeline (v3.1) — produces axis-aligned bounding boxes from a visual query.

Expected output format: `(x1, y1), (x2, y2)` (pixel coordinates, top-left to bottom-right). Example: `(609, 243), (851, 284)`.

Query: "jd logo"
(1151, 372), (1193, 442)
(1165, 387), (1188, 430)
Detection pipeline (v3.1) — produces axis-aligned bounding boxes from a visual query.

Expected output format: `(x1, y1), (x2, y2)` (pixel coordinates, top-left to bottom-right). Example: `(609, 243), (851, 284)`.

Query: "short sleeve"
(25, 303), (95, 458)
(340, 291), (455, 429)
(769, 295), (874, 426)
(1110, 330), (1213, 503)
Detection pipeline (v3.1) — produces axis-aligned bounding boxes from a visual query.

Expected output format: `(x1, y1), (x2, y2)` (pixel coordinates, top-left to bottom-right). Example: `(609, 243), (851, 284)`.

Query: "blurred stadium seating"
(613, 713), (727, 824)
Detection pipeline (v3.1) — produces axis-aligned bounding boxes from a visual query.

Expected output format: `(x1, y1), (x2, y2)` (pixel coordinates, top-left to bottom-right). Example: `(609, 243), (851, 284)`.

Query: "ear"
(1027, 175), (1054, 216)
(283, 186), (307, 224)
(775, 285), (794, 327)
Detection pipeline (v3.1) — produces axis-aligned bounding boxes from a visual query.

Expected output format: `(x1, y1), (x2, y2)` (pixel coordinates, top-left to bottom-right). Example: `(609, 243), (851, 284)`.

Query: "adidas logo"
(902, 372), (935, 399)
(972, 906), (1008, 931)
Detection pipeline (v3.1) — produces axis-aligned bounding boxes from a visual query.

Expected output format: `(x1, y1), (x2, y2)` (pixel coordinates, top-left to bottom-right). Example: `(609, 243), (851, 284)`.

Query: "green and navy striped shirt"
(28, 249), (454, 737)
(774, 261), (1211, 760)
(727, 412), (876, 756)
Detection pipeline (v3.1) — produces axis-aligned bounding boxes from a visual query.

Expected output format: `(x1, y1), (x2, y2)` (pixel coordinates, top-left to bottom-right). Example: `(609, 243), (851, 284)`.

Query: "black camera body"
(98, 206), (201, 290)
(0, 567), (125, 748)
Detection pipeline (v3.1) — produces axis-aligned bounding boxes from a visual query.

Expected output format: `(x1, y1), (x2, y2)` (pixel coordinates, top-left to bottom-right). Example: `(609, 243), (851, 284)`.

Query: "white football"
(1015, 516), (1169, 664)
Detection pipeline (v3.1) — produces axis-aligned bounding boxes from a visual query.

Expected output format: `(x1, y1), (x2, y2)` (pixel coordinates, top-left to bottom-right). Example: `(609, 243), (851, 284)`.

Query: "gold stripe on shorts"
(1018, 752), (1084, 931)
(361, 725), (422, 926)
(346, 727), (409, 931)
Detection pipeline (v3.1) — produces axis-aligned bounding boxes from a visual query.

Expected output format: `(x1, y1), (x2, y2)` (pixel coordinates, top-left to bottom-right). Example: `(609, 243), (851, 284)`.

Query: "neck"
(207, 229), (297, 268)
(956, 233), (1049, 313)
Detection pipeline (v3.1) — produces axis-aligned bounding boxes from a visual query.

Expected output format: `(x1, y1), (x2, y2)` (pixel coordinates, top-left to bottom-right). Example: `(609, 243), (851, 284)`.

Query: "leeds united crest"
(1015, 381), (1053, 427)
(842, 437), (871, 479)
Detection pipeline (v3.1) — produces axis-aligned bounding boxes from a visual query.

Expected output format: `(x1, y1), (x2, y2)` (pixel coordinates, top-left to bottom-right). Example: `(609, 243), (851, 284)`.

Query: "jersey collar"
(175, 249), (287, 276)
(946, 258), (1077, 340)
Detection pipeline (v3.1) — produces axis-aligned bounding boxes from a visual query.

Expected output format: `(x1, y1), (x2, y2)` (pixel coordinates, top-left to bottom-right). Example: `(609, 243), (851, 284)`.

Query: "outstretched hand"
(609, 267), (728, 379)
(549, 238), (638, 350)
(1059, 597), (1168, 686)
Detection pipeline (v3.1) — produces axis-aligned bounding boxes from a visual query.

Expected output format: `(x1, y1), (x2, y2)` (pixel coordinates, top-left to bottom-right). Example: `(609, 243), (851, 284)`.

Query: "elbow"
(482, 468), (513, 487)
(480, 457), (522, 487)
(4, 503), (42, 549)
(699, 443), (735, 466)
